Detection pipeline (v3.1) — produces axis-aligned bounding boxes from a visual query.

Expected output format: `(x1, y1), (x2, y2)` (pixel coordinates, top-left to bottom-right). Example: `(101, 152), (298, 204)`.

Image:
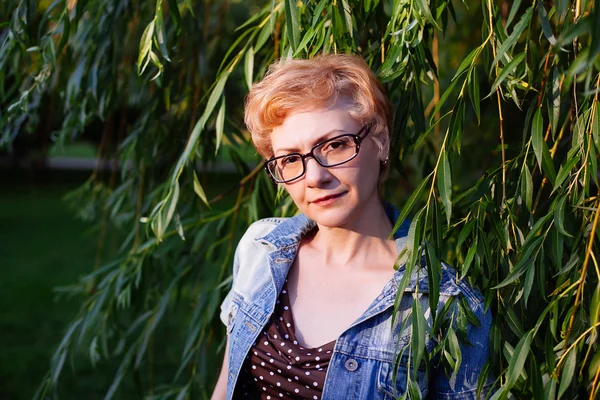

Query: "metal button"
(344, 358), (359, 372)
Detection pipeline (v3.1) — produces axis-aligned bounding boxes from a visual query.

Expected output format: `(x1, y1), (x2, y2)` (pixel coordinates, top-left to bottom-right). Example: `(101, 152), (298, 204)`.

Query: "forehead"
(270, 101), (360, 155)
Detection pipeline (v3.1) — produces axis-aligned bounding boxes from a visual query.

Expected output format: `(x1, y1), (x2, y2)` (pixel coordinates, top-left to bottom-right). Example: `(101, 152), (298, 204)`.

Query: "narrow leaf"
(489, 52), (526, 94)
(506, 331), (532, 388)
(558, 350), (576, 398)
(391, 174), (431, 236)
(215, 96), (226, 155)
(411, 299), (427, 375)
(506, 0), (523, 28)
(244, 46), (254, 90)
(137, 20), (155, 74)
(522, 163), (533, 211)
(532, 107), (544, 170)
(284, 0), (300, 51)
(193, 171), (209, 207)
(537, 2), (557, 45)
(425, 243), (441, 322)
(553, 196), (573, 237)
(438, 151), (452, 226)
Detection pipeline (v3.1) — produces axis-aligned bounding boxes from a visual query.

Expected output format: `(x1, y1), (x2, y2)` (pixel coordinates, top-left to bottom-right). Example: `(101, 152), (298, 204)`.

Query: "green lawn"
(0, 169), (240, 399)
(0, 171), (114, 399)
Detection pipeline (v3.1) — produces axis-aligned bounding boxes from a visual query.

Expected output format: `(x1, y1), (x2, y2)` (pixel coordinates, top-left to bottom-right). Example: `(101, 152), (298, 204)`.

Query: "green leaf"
(448, 100), (465, 153)
(138, 20), (155, 75)
(294, 25), (317, 56)
(167, 0), (182, 33)
(414, 0), (441, 30)
(215, 96), (226, 155)
(244, 46), (254, 90)
(461, 238), (477, 279)
(468, 68), (481, 124)
(506, 331), (532, 389)
(522, 163), (533, 211)
(523, 254), (534, 306)
(446, 328), (462, 374)
(591, 2), (600, 62)
(541, 140), (557, 185)
(337, 0), (353, 38)
(411, 299), (427, 375)
(492, 6), (533, 67)
(193, 171), (209, 207)
(593, 101), (600, 153)
(558, 349), (576, 398)
(591, 284), (600, 331)
(432, 76), (461, 119)
(155, 0), (170, 62)
(451, 46), (479, 82)
(284, 0), (301, 51)
(532, 107), (544, 170)
(537, 2), (557, 45)
(556, 14), (592, 48)
(549, 67), (560, 136)
(553, 196), (573, 238)
(530, 356), (544, 400)
(57, 10), (70, 54)
(494, 236), (544, 289)
(554, 151), (580, 190)
(438, 151), (452, 226)
(171, 71), (230, 187)
(312, 0), (329, 27)
(544, 379), (557, 399)
(504, 305), (525, 337)
(425, 242), (441, 322)
(506, 0), (523, 28)
(391, 174), (432, 236)
(407, 377), (422, 400)
(489, 52), (526, 94)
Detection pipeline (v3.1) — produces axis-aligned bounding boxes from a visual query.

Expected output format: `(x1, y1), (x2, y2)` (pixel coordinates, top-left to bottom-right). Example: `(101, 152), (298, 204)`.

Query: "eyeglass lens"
(268, 135), (358, 182)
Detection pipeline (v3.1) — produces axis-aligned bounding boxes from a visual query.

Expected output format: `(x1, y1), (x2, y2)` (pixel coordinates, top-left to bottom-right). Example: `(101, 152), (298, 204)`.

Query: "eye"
(322, 137), (353, 152)
(281, 154), (301, 166)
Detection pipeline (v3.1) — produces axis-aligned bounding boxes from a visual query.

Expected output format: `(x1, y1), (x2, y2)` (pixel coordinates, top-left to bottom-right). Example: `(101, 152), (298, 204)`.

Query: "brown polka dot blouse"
(235, 280), (335, 399)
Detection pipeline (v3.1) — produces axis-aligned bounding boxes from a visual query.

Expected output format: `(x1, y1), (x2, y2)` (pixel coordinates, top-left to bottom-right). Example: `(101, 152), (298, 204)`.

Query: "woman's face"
(270, 99), (383, 229)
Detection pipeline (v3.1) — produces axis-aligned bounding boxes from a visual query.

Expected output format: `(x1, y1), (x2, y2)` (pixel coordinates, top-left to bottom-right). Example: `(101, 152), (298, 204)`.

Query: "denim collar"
(258, 201), (410, 247)
(255, 202), (434, 293)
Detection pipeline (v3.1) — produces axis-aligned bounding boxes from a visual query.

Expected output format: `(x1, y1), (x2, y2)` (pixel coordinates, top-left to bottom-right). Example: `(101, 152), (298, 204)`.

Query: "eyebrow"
(273, 129), (348, 155)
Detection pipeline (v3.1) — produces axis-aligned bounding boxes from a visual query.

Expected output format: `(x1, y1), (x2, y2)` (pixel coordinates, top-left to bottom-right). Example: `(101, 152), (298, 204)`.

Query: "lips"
(311, 191), (347, 204)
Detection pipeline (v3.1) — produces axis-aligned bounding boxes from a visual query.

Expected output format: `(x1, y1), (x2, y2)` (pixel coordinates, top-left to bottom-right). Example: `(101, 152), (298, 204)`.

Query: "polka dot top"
(235, 279), (336, 399)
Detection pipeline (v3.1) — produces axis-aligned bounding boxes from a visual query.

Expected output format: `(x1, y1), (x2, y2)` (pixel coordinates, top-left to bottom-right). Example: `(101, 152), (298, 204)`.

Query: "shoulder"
(439, 263), (485, 307)
(404, 261), (484, 306)
(239, 217), (288, 243)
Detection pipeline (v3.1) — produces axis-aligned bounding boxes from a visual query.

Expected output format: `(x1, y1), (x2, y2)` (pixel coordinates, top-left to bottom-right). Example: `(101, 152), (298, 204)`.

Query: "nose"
(304, 157), (332, 187)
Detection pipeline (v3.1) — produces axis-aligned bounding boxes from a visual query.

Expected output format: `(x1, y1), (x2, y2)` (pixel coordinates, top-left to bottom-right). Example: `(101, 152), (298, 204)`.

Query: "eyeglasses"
(265, 124), (372, 183)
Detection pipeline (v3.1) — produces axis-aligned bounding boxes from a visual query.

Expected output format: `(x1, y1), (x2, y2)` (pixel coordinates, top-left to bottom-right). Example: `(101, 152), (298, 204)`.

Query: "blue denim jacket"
(220, 205), (491, 399)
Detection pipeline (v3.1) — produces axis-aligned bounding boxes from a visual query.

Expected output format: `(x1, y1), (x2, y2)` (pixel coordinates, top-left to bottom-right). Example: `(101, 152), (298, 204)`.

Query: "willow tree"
(1, 0), (599, 398)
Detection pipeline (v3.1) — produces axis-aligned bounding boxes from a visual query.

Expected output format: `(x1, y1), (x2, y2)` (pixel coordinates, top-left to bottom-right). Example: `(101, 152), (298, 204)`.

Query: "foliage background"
(1, 0), (599, 398)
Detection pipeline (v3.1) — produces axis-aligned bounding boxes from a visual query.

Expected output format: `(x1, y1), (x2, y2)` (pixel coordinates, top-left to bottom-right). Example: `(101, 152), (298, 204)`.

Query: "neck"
(308, 197), (396, 267)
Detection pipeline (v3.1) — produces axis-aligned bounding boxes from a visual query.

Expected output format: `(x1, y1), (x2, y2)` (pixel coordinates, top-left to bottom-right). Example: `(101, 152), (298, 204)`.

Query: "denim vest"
(220, 205), (491, 399)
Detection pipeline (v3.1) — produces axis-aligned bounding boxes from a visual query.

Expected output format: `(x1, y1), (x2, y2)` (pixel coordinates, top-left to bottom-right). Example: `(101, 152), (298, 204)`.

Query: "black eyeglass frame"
(264, 124), (373, 184)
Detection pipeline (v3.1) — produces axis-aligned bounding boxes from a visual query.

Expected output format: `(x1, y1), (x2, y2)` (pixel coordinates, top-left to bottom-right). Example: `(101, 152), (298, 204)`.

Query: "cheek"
(283, 182), (303, 200)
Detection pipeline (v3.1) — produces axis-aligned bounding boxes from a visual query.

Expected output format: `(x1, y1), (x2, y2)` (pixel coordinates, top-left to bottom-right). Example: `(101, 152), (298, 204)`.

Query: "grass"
(0, 168), (242, 399)
(0, 171), (91, 398)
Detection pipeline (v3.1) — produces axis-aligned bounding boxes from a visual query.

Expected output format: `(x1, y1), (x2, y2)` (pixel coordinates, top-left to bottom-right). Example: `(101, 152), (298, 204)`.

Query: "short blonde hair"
(244, 54), (393, 167)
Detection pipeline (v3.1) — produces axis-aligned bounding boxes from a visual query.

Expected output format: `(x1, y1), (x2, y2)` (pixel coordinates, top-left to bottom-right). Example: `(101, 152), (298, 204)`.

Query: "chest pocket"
(377, 355), (427, 399)
(226, 293), (242, 334)
(228, 292), (271, 338)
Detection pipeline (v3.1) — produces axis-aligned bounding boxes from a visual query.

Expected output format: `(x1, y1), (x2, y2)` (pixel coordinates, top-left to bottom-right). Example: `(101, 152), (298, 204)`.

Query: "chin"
(304, 206), (354, 228)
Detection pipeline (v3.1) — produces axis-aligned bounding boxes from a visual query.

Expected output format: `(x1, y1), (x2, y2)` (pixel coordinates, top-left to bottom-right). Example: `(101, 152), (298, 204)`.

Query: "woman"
(212, 54), (491, 400)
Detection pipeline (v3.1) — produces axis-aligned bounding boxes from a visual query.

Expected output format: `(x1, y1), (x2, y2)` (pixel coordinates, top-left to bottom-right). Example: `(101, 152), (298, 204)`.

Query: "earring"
(382, 157), (389, 165)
